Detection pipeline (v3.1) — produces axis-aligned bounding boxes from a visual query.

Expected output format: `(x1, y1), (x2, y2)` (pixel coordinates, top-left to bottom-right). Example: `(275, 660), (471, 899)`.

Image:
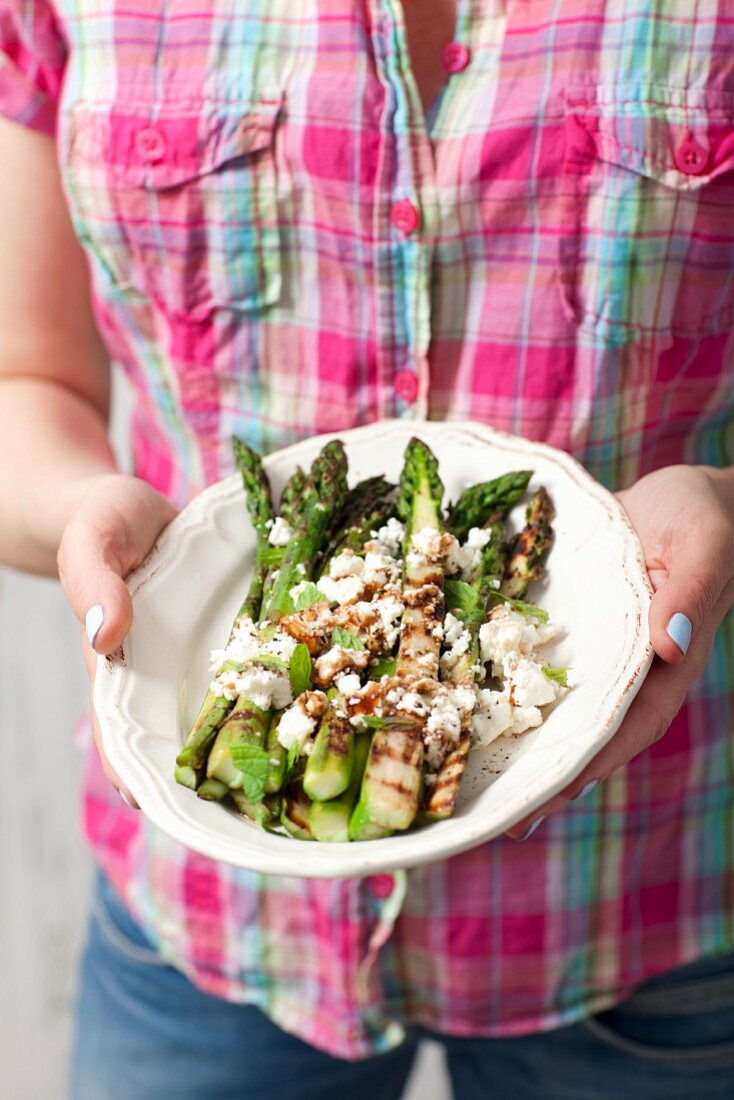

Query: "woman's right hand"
(57, 473), (179, 805)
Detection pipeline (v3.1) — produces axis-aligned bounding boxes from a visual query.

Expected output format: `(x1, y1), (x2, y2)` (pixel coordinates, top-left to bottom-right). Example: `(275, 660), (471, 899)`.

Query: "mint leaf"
(360, 715), (386, 730)
(229, 742), (270, 803)
(444, 579), (480, 618)
(289, 643), (312, 697)
(284, 740), (301, 782)
(543, 666), (569, 688)
(331, 626), (365, 651)
(359, 714), (405, 731)
(294, 583), (329, 612)
(252, 654), (288, 674)
(445, 579), (485, 625)
(490, 591), (549, 623)
(369, 655), (397, 681)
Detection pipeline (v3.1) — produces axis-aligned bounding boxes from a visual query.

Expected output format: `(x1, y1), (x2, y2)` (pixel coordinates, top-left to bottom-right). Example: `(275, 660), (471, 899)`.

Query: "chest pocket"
(558, 94), (734, 346)
(63, 98), (283, 319)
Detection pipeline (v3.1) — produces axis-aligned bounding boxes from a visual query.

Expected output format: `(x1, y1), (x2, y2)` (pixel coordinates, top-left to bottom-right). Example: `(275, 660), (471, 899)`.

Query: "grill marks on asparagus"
(354, 439), (446, 832)
(501, 487), (555, 600)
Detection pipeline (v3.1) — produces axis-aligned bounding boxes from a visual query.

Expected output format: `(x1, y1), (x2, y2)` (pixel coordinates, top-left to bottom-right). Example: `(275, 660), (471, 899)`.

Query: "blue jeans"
(70, 873), (734, 1100)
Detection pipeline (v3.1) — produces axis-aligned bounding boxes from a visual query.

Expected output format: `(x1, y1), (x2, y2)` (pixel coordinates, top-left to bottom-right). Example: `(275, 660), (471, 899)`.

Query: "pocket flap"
(69, 96), (283, 190)
(565, 92), (734, 191)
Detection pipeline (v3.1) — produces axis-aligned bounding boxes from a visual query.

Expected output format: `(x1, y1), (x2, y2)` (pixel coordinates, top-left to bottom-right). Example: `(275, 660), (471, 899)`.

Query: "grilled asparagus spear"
(310, 733), (371, 842)
(448, 471), (532, 543)
(351, 438), (445, 833)
(263, 440), (349, 622)
(424, 521), (507, 819)
(319, 475), (395, 568)
(303, 703), (355, 801)
(206, 442), (350, 792)
(281, 781), (313, 839)
(500, 487), (555, 601)
(176, 442), (275, 774)
(427, 491), (555, 818)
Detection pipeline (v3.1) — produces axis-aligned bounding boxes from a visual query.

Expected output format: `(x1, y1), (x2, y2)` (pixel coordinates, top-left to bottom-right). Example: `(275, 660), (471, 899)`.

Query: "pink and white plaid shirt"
(3, 0), (734, 1059)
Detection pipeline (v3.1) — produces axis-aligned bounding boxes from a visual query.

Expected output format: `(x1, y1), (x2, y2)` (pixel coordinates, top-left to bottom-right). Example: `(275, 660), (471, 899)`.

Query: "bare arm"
(0, 117), (177, 802)
(0, 116), (114, 574)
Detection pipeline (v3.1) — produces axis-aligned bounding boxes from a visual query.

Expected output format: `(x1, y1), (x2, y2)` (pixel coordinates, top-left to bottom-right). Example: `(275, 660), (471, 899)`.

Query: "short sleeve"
(0, 3), (67, 137)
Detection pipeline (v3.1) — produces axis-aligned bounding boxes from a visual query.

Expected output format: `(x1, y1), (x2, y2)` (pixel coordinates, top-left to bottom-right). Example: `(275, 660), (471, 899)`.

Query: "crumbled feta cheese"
(370, 517), (405, 556)
(440, 612), (472, 675)
(211, 618), (296, 674)
(363, 550), (400, 587)
(329, 550), (365, 580)
(396, 691), (429, 717)
(211, 666), (292, 710)
(288, 581), (310, 602)
(268, 516), (294, 546)
(480, 606), (562, 670)
(314, 646), (370, 685)
(504, 654), (558, 708)
(374, 593), (405, 649)
(336, 672), (362, 696)
(445, 541), (477, 578)
(318, 573), (366, 605)
(472, 690), (513, 745)
(510, 705), (543, 734)
(425, 693), (463, 744)
(466, 527), (494, 551)
(277, 700), (317, 751)
(450, 685), (477, 715)
(412, 527), (442, 557)
(479, 608), (525, 669)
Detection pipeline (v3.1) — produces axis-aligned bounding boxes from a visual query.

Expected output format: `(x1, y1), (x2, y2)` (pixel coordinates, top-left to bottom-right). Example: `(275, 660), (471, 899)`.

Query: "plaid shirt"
(3, 0), (734, 1059)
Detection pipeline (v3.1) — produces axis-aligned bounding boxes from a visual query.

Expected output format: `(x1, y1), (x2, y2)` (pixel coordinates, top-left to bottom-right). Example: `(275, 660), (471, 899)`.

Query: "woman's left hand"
(505, 464), (734, 840)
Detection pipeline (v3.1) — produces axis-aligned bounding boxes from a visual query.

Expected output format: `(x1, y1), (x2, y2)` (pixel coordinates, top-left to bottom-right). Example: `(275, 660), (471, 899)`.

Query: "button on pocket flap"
(564, 98), (734, 192)
(69, 96), (283, 190)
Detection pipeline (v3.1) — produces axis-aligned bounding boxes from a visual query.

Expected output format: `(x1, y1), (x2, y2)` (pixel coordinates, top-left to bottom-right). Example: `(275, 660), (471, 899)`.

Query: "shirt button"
(135, 127), (167, 163)
(367, 874), (395, 899)
(394, 370), (419, 404)
(441, 42), (471, 75)
(674, 137), (708, 176)
(390, 199), (420, 236)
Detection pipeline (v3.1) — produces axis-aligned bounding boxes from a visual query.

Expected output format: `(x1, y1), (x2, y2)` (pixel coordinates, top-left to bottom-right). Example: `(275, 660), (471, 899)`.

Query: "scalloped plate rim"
(94, 419), (653, 877)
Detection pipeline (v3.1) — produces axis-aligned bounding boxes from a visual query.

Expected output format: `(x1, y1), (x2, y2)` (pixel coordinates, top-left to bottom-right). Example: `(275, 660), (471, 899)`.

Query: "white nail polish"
(666, 612), (692, 656)
(85, 604), (104, 649)
(520, 815), (545, 840)
(572, 780), (598, 801)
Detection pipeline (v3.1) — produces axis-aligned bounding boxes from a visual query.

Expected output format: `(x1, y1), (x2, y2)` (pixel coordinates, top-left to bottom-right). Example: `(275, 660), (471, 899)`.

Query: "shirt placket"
(367, 0), (437, 421)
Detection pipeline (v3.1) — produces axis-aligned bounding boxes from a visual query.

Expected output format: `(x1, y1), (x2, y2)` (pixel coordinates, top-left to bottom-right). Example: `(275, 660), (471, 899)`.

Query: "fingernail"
(519, 815), (544, 841)
(85, 604), (104, 649)
(572, 780), (598, 801)
(666, 612), (692, 656)
(119, 790), (139, 811)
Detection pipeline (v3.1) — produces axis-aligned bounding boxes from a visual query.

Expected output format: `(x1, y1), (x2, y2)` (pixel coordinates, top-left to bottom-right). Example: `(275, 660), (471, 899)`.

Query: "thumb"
(58, 517), (134, 654)
(649, 550), (726, 665)
(57, 475), (178, 654)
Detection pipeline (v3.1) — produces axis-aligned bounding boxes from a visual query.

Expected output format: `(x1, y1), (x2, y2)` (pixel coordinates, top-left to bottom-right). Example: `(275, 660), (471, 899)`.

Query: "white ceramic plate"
(94, 420), (653, 877)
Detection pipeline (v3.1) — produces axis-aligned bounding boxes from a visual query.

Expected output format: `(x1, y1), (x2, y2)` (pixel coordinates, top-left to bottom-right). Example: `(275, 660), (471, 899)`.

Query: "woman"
(2, 2), (734, 1097)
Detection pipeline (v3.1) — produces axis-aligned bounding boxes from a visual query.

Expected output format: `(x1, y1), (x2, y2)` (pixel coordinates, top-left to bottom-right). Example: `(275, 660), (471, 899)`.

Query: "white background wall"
(0, 372), (451, 1099)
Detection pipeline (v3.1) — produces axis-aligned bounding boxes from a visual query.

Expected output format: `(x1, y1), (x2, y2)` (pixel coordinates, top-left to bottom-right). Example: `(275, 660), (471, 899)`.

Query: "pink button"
(367, 874), (395, 899)
(394, 370), (419, 403)
(390, 199), (420, 236)
(674, 137), (708, 176)
(135, 127), (167, 163)
(441, 42), (471, 75)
